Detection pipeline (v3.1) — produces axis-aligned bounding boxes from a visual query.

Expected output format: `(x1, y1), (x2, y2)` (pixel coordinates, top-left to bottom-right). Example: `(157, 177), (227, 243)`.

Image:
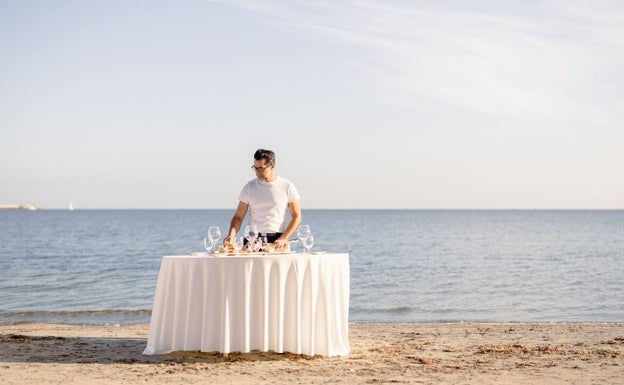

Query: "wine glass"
(244, 225), (258, 249)
(208, 226), (221, 250)
(297, 225), (311, 252)
(302, 235), (314, 253)
(203, 237), (214, 253)
(252, 238), (263, 252)
(234, 236), (244, 251)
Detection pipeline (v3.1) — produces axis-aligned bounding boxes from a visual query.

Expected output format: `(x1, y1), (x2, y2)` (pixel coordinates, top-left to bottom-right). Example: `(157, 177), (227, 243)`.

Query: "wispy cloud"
(218, 0), (624, 120)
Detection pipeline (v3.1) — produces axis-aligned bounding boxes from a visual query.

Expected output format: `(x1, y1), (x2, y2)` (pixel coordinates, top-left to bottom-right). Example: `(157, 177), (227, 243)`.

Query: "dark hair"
(254, 149), (275, 165)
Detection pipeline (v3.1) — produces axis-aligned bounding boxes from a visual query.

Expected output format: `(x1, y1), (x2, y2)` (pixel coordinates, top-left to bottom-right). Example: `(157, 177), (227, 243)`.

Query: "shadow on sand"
(0, 334), (317, 365)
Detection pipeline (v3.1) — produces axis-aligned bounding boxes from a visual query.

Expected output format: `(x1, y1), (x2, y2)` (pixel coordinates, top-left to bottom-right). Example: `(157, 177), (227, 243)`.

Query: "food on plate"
(216, 243), (237, 254)
(214, 240), (291, 254)
(277, 242), (291, 253)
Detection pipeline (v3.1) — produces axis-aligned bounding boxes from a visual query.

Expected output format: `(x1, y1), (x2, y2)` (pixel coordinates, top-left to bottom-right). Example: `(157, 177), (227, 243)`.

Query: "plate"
(211, 250), (297, 256)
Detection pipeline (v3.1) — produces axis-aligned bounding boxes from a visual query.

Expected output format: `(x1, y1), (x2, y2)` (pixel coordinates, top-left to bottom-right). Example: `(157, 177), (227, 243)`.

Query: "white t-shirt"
(238, 176), (301, 233)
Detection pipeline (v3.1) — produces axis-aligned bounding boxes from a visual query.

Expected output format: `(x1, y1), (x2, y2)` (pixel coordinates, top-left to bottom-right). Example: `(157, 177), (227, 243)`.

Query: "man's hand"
(273, 237), (287, 250)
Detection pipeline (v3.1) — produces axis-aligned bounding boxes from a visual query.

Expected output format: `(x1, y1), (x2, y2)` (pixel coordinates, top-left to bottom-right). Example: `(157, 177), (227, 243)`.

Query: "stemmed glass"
(303, 235), (314, 253)
(203, 237), (213, 253)
(252, 238), (263, 252)
(208, 226), (221, 247)
(244, 225), (258, 251)
(297, 225), (311, 252)
(204, 226), (221, 253)
(234, 237), (244, 251)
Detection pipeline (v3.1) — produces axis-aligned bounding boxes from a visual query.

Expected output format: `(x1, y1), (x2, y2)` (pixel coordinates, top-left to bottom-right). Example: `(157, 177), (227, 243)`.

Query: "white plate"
(211, 250), (298, 256)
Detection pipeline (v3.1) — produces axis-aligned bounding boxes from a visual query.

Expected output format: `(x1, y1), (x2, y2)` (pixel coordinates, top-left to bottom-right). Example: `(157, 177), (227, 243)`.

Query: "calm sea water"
(0, 209), (622, 325)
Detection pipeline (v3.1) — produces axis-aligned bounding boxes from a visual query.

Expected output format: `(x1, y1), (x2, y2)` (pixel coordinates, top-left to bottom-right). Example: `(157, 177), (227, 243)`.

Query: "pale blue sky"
(1, 0), (622, 209)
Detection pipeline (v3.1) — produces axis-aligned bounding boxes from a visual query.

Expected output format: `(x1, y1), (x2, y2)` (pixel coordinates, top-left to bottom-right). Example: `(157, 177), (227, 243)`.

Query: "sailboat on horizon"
(68, 201), (74, 211)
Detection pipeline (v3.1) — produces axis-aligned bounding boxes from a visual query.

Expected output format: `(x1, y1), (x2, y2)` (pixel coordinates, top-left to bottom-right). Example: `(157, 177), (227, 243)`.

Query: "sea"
(1, 209), (622, 325)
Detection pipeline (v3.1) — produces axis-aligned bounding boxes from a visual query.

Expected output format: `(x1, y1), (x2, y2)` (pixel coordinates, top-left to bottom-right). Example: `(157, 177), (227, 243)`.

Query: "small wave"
(350, 306), (413, 315)
(383, 306), (412, 314)
(0, 309), (152, 325)
(1, 309), (151, 318)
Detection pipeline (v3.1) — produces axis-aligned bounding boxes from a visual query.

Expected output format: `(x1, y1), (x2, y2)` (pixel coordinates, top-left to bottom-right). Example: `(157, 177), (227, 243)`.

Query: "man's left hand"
(273, 238), (287, 250)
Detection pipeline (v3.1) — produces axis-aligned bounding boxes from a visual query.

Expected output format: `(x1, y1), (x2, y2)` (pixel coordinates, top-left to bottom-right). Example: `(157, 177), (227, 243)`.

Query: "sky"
(1, 0), (623, 209)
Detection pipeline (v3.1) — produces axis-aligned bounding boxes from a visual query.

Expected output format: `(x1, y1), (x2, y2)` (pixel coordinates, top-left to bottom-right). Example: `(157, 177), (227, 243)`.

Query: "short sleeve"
(287, 181), (301, 203)
(238, 183), (250, 204)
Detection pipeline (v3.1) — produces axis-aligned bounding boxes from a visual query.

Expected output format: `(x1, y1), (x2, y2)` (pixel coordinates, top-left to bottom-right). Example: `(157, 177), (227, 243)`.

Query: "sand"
(1, 322), (622, 384)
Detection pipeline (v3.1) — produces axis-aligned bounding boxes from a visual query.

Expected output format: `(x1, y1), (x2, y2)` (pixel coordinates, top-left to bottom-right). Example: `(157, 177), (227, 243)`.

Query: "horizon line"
(5, 207), (623, 211)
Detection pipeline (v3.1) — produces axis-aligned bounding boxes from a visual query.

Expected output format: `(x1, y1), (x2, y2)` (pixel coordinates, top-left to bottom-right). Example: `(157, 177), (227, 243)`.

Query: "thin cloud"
(219, 0), (624, 120)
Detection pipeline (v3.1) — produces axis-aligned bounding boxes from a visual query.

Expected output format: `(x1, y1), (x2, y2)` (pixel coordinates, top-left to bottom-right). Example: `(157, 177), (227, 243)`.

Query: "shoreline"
(3, 318), (623, 326)
(1, 322), (622, 384)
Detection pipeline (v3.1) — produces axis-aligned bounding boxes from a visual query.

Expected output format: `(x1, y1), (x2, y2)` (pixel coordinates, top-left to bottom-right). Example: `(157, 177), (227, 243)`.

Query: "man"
(223, 149), (301, 250)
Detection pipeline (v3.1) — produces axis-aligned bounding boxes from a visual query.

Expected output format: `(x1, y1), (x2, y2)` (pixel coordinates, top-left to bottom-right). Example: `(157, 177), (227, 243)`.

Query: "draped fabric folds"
(143, 254), (350, 357)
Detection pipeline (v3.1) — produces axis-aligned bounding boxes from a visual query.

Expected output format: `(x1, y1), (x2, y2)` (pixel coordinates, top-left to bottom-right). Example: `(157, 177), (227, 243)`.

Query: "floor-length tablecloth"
(143, 253), (350, 357)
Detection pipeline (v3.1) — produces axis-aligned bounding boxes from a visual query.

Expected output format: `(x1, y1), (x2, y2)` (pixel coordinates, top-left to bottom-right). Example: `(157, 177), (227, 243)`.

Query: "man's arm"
(274, 199), (302, 249)
(223, 201), (249, 244)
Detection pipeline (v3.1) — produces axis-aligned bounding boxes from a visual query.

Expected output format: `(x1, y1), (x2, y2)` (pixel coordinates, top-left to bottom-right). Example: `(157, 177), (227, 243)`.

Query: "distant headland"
(0, 204), (41, 210)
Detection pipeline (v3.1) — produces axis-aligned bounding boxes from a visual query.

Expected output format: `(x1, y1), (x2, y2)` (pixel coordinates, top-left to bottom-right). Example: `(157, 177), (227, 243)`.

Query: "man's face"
(253, 159), (275, 181)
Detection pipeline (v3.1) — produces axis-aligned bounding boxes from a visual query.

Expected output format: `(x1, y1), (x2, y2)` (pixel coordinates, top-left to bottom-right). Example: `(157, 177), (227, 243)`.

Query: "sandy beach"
(1, 322), (622, 384)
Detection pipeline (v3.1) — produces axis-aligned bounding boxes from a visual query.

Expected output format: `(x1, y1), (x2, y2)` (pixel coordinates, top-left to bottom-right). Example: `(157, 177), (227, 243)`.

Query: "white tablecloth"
(143, 253), (350, 357)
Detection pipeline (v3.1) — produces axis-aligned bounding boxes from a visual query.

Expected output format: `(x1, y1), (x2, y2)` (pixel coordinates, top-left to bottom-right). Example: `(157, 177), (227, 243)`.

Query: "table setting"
(143, 224), (350, 357)
(190, 224), (321, 256)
